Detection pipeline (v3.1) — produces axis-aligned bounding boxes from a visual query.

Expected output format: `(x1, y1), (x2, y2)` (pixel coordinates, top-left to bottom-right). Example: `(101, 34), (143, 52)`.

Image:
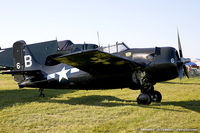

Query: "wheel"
(150, 91), (162, 102)
(39, 88), (45, 97)
(137, 93), (151, 105)
(39, 93), (45, 97)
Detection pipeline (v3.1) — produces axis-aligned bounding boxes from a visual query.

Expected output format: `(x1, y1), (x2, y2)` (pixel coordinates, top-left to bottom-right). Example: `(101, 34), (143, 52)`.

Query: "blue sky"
(0, 0), (199, 58)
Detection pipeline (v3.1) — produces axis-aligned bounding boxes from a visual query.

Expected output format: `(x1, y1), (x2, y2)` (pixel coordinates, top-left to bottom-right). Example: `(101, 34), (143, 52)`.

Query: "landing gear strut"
(132, 71), (162, 105)
(39, 88), (45, 97)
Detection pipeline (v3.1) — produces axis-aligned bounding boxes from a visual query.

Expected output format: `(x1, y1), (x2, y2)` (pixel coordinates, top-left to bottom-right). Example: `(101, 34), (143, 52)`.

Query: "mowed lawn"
(0, 75), (199, 133)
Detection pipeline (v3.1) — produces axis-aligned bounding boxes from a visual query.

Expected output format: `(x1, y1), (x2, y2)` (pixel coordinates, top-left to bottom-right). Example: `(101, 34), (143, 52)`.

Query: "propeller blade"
(183, 65), (190, 78)
(177, 29), (183, 58)
(177, 29), (190, 80)
(178, 64), (183, 80)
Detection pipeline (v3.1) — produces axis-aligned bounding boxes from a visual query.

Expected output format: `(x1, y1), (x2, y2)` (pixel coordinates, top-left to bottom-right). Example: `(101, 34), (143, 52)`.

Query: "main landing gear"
(137, 89), (162, 105)
(132, 71), (162, 105)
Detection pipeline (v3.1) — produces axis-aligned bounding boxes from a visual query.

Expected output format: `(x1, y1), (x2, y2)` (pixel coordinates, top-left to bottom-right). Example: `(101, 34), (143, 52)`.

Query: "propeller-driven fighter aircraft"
(0, 32), (190, 105)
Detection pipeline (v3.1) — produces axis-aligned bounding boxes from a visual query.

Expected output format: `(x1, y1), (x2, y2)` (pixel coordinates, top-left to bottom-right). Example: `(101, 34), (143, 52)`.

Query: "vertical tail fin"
(13, 40), (40, 82)
(13, 40), (39, 71)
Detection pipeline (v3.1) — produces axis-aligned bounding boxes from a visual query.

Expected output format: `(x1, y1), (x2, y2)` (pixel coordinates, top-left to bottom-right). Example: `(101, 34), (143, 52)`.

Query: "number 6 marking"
(16, 63), (20, 69)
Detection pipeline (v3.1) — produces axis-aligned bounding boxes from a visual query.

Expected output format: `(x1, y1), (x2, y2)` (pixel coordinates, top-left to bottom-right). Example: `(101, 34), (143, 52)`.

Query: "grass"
(0, 75), (199, 133)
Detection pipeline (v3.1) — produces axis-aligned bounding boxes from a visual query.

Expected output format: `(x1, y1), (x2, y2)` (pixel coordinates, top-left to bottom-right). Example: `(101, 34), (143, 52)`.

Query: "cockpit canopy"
(57, 40), (129, 54)
(58, 40), (98, 54)
(100, 42), (129, 53)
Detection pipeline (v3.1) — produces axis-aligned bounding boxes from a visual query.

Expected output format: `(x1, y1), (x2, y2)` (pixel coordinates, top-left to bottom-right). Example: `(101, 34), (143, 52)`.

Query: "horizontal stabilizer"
(1, 70), (41, 75)
(0, 66), (13, 70)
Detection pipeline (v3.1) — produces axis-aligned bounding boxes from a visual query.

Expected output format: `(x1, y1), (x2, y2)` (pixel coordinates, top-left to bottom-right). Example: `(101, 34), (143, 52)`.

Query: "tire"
(150, 91), (162, 102)
(137, 93), (151, 105)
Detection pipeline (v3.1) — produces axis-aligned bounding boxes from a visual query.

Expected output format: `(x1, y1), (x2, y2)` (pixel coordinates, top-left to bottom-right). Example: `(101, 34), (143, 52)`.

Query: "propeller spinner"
(177, 30), (191, 79)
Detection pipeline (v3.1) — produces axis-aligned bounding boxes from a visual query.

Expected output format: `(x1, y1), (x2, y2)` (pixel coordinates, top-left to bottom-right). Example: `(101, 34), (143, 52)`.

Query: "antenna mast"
(97, 31), (100, 47)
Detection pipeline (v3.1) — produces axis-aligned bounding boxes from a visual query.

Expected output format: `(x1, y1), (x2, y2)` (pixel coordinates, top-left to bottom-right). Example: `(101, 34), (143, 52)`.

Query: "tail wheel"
(150, 91), (162, 102)
(137, 93), (151, 105)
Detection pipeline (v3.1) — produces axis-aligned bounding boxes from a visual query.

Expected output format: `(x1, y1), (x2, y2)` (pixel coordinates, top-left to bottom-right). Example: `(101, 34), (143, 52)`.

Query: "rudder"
(13, 40), (26, 70)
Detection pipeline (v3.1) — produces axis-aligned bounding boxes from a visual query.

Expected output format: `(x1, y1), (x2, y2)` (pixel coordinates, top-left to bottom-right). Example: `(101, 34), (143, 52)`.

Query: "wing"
(55, 50), (145, 75)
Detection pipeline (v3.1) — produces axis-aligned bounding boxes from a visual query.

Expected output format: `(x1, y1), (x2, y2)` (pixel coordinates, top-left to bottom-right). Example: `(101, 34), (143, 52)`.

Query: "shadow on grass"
(0, 89), (76, 110)
(160, 81), (200, 85)
(1, 89), (199, 113)
(161, 100), (200, 113)
(50, 95), (136, 107)
(49, 95), (199, 113)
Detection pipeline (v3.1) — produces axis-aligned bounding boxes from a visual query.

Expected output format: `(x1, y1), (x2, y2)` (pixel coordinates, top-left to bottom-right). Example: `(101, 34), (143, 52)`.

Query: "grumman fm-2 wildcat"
(0, 32), (190, 105)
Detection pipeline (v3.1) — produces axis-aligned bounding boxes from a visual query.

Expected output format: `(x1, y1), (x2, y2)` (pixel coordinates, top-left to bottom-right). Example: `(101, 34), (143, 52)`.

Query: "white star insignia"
(47, 67), (80, 82)
(56, 67), (70, 82)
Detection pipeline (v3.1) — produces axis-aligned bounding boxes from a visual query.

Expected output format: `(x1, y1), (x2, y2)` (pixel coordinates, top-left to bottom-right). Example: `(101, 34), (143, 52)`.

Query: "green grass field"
(0, 75), (199, 133)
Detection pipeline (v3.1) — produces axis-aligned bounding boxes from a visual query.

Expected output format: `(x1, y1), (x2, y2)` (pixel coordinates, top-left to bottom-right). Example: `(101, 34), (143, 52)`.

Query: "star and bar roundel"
(47, 67), (79, 82)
